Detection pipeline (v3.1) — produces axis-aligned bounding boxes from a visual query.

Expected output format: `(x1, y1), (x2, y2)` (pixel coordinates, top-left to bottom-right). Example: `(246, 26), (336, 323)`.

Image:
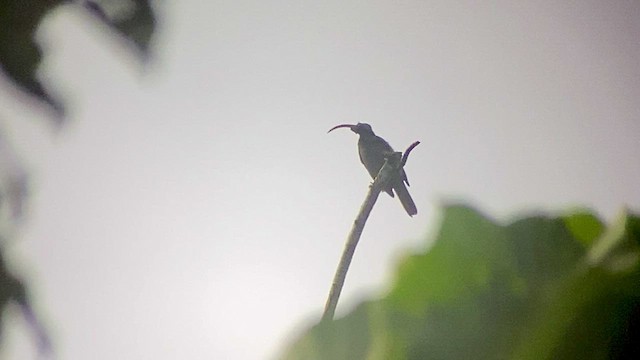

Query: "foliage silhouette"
(0, 0), (156, 121)
(0, 0), (157, 354)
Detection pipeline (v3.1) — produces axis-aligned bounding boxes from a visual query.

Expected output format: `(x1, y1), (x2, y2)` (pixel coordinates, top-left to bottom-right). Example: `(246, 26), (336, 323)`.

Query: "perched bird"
(328, 123), (417, 216)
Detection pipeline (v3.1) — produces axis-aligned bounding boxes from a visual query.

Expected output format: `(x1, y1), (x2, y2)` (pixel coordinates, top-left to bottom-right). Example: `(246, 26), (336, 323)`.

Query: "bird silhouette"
(328, 123), (417, 216)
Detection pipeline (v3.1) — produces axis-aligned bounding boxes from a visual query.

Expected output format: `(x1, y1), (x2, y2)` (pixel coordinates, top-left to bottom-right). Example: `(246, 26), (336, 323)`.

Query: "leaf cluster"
(283, 205), (640, 360)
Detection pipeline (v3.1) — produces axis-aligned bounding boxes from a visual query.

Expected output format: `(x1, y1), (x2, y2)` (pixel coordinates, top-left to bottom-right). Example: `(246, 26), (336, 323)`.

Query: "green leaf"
(387, 204), (512, 310)
(563, 210), (605, 247)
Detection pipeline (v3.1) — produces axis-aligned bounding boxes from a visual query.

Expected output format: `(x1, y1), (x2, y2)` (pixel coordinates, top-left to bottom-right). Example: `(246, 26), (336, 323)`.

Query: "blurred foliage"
(0, 129), (49, 354)
(0, 0), (157, 354)
(282, 204), (640, 360)
(0, 0), (156, 121)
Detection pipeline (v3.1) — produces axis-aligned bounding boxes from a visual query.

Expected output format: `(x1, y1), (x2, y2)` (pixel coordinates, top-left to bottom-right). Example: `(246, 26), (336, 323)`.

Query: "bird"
(328, 123), (417, 216)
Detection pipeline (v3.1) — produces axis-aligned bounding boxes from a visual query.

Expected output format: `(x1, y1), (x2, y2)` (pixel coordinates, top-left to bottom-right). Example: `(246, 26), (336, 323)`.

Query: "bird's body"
(329, 123), (417, 216)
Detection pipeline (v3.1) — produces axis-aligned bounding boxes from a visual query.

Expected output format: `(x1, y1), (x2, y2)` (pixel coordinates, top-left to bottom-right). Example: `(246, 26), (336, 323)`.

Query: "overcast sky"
(1, 1), (639, 359)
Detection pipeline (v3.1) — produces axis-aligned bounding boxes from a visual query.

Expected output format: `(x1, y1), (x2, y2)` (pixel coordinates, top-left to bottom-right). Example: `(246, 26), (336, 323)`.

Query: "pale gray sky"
(1, 1), (639, 359)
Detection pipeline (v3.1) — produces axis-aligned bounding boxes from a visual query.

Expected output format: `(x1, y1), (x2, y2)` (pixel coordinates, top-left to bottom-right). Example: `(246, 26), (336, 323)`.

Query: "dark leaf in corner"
(0, 0), (157, 121)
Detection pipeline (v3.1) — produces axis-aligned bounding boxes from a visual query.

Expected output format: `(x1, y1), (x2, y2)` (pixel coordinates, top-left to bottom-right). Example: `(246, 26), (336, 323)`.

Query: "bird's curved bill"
(327, 124), (355, 133)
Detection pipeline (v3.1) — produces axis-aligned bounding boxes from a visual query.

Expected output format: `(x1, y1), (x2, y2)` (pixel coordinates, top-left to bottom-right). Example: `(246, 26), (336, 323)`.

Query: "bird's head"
(327, 122), (375, 135)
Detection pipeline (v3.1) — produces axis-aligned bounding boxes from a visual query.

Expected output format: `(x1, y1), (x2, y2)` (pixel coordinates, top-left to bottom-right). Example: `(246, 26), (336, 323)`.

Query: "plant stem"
(322, 152), (403, 322)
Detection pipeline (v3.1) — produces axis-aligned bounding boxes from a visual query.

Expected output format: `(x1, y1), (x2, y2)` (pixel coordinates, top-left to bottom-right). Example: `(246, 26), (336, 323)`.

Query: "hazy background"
(1, 1), (639, 359)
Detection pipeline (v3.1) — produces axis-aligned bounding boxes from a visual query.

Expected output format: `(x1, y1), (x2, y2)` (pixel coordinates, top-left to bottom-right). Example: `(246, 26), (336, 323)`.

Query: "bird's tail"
(394, 181), (417, 216)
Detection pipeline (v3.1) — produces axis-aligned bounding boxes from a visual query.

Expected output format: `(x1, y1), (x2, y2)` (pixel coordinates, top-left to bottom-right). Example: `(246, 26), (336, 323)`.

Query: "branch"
(322, 143), (418, 322)
(401, 141), (420, 166)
